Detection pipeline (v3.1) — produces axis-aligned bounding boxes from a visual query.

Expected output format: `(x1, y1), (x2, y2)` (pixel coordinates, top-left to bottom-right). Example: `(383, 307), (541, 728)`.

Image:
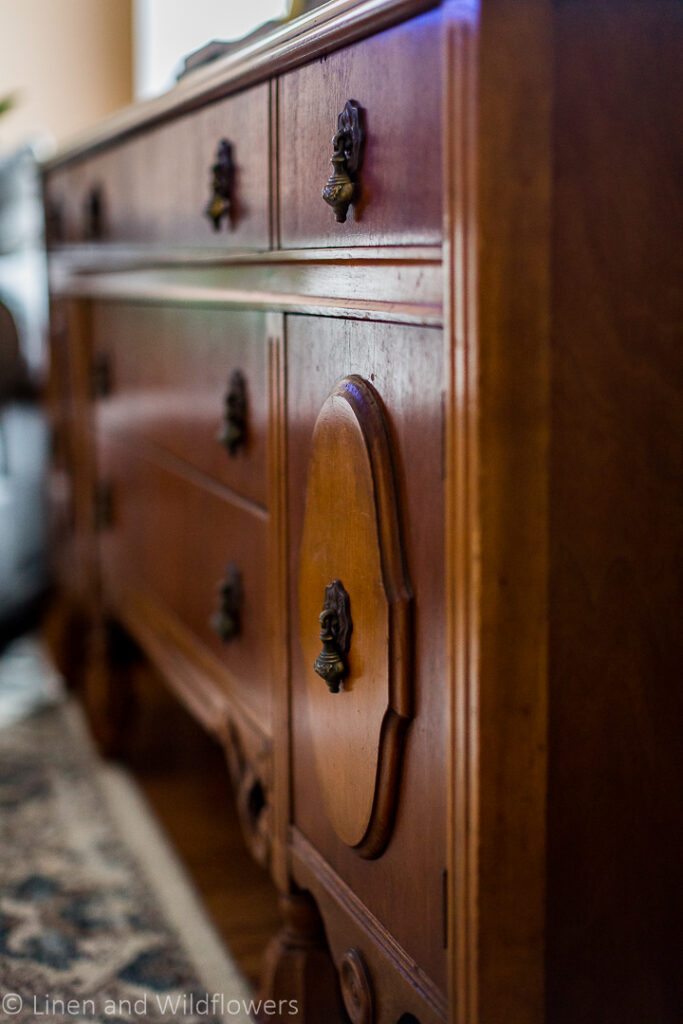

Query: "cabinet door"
(288, 315), (447, 994)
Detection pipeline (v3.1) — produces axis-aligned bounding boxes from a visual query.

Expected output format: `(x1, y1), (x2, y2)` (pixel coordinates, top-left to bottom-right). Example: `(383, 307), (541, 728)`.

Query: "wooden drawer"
(287, 315), (447, 994)
(92, 303), (268, 508)
(45, 84), (270, 249)
(278, 9), (443, 248)
(99, 443), (271, 730)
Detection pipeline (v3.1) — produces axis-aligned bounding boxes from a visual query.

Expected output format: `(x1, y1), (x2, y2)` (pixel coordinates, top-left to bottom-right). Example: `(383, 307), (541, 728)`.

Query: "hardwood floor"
(120, 663), (280, 989)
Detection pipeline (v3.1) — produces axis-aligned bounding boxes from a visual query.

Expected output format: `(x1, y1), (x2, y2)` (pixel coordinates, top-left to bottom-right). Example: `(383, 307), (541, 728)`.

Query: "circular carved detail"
(340, 948), (374, 1024)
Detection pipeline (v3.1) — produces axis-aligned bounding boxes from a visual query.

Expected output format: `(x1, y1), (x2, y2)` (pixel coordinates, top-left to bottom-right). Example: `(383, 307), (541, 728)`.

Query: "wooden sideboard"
(43, 2), (682, 1022)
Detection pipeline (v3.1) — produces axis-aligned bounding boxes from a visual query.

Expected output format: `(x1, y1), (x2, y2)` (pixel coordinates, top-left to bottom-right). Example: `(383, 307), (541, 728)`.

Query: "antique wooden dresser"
(43, 1), (681, 1021)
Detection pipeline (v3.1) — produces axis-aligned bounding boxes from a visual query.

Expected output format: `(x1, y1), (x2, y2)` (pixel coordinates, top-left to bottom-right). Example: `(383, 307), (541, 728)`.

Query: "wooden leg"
(83, 617), (136, 758)
(258, 892), (348, 1023)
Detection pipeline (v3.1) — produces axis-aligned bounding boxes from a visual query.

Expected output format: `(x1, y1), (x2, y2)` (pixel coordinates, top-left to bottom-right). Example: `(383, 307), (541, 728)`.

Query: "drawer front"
(99, 443), (270, 729)
(92, 303), (268, 508)
(288, 315), (447, 992)
(279, 9), (443, 248)
(45, 84), (270, 249)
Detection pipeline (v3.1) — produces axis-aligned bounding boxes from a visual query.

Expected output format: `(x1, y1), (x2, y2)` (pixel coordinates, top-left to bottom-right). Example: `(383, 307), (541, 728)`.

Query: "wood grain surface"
(279, 8), (443, 248)
(45, 85), (270, 250)
(547, 3), (683, 1021)
(298, 375), (412, 856)
(97, 441), (272, 732)
(287, 315), (447, 995)
(91, 303), (269, 508)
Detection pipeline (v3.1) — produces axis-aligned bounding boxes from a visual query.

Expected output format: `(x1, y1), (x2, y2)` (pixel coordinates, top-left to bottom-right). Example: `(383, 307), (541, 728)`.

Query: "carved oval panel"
(298, 376), (412, 858)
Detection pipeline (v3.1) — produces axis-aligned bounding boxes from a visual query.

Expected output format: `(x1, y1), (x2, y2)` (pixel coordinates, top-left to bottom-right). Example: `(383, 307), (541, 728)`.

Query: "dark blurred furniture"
(0, 143), (49, 636)
(43, 1), (682, 1022)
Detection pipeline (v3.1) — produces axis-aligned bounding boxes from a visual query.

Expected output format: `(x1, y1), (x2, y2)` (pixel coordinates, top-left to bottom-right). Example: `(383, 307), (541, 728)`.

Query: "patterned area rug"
(0, 697), (253, 1023)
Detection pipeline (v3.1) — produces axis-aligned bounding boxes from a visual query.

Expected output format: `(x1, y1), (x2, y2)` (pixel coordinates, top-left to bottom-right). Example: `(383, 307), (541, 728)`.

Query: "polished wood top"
(44, 0), (439, 170)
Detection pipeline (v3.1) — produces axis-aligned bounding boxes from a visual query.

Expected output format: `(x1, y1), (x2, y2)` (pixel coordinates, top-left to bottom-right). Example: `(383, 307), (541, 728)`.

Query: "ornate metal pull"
(321, 100), (365, 224)
(313, 580), (353, 693)
(206, 139), (235, 230)
(211, 563), (242, 642)
(217, 369), (247, 456)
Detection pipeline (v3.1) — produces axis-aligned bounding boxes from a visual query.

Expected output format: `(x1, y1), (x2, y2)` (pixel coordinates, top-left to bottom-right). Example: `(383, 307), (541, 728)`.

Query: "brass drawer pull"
(313, 580), (353, 693)
(322, 100), (365, 224)
(217, 369), (248, 456)
(206, 139), (235, 230)
(212, 563), (242, 642)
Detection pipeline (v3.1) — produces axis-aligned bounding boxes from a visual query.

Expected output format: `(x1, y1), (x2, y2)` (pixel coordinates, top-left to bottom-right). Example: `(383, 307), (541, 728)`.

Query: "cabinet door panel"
(288, 315), (447, 991)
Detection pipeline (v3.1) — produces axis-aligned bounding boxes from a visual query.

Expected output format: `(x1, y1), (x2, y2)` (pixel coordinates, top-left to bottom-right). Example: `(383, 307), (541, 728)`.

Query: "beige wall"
(133, 0), (287, 98)
(0, 0), (132, 152)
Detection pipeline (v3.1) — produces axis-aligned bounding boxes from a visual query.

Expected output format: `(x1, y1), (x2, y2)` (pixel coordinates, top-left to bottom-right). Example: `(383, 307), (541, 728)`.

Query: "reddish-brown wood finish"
(546, 4), (683, 1022)
(278, 9), (443, 248)
(43, 2), (682, 1021)
(91, 302), (269, 508)
(287, 315), (447, 995)
(446, 3), (553, 1023)
(298, 375), (412, 857)
(97, 441), (272, 732)
(45, 84), (270, 249)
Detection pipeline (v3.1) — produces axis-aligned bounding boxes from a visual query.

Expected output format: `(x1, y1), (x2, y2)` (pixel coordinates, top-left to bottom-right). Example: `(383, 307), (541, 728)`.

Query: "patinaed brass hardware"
(314, 580), (353, 693)
(217, 369), (248, 456)
(211, 563), (242, 642)
(206, 139), (235, 230)
(322, 100), (365, 223)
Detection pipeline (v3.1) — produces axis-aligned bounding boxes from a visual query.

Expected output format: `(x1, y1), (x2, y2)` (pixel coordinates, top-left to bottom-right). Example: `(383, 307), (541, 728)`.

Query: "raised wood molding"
(108, 435), (269, 519)
(442, 8), (478, 1022)
(267, 316), (292, 893)
(291, 828), (448, 1022)
(48, 244), (442, 270)
(298, 375), (413, 858)
(49, 260), (443, 327)
(443, 1), (552, 1022)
